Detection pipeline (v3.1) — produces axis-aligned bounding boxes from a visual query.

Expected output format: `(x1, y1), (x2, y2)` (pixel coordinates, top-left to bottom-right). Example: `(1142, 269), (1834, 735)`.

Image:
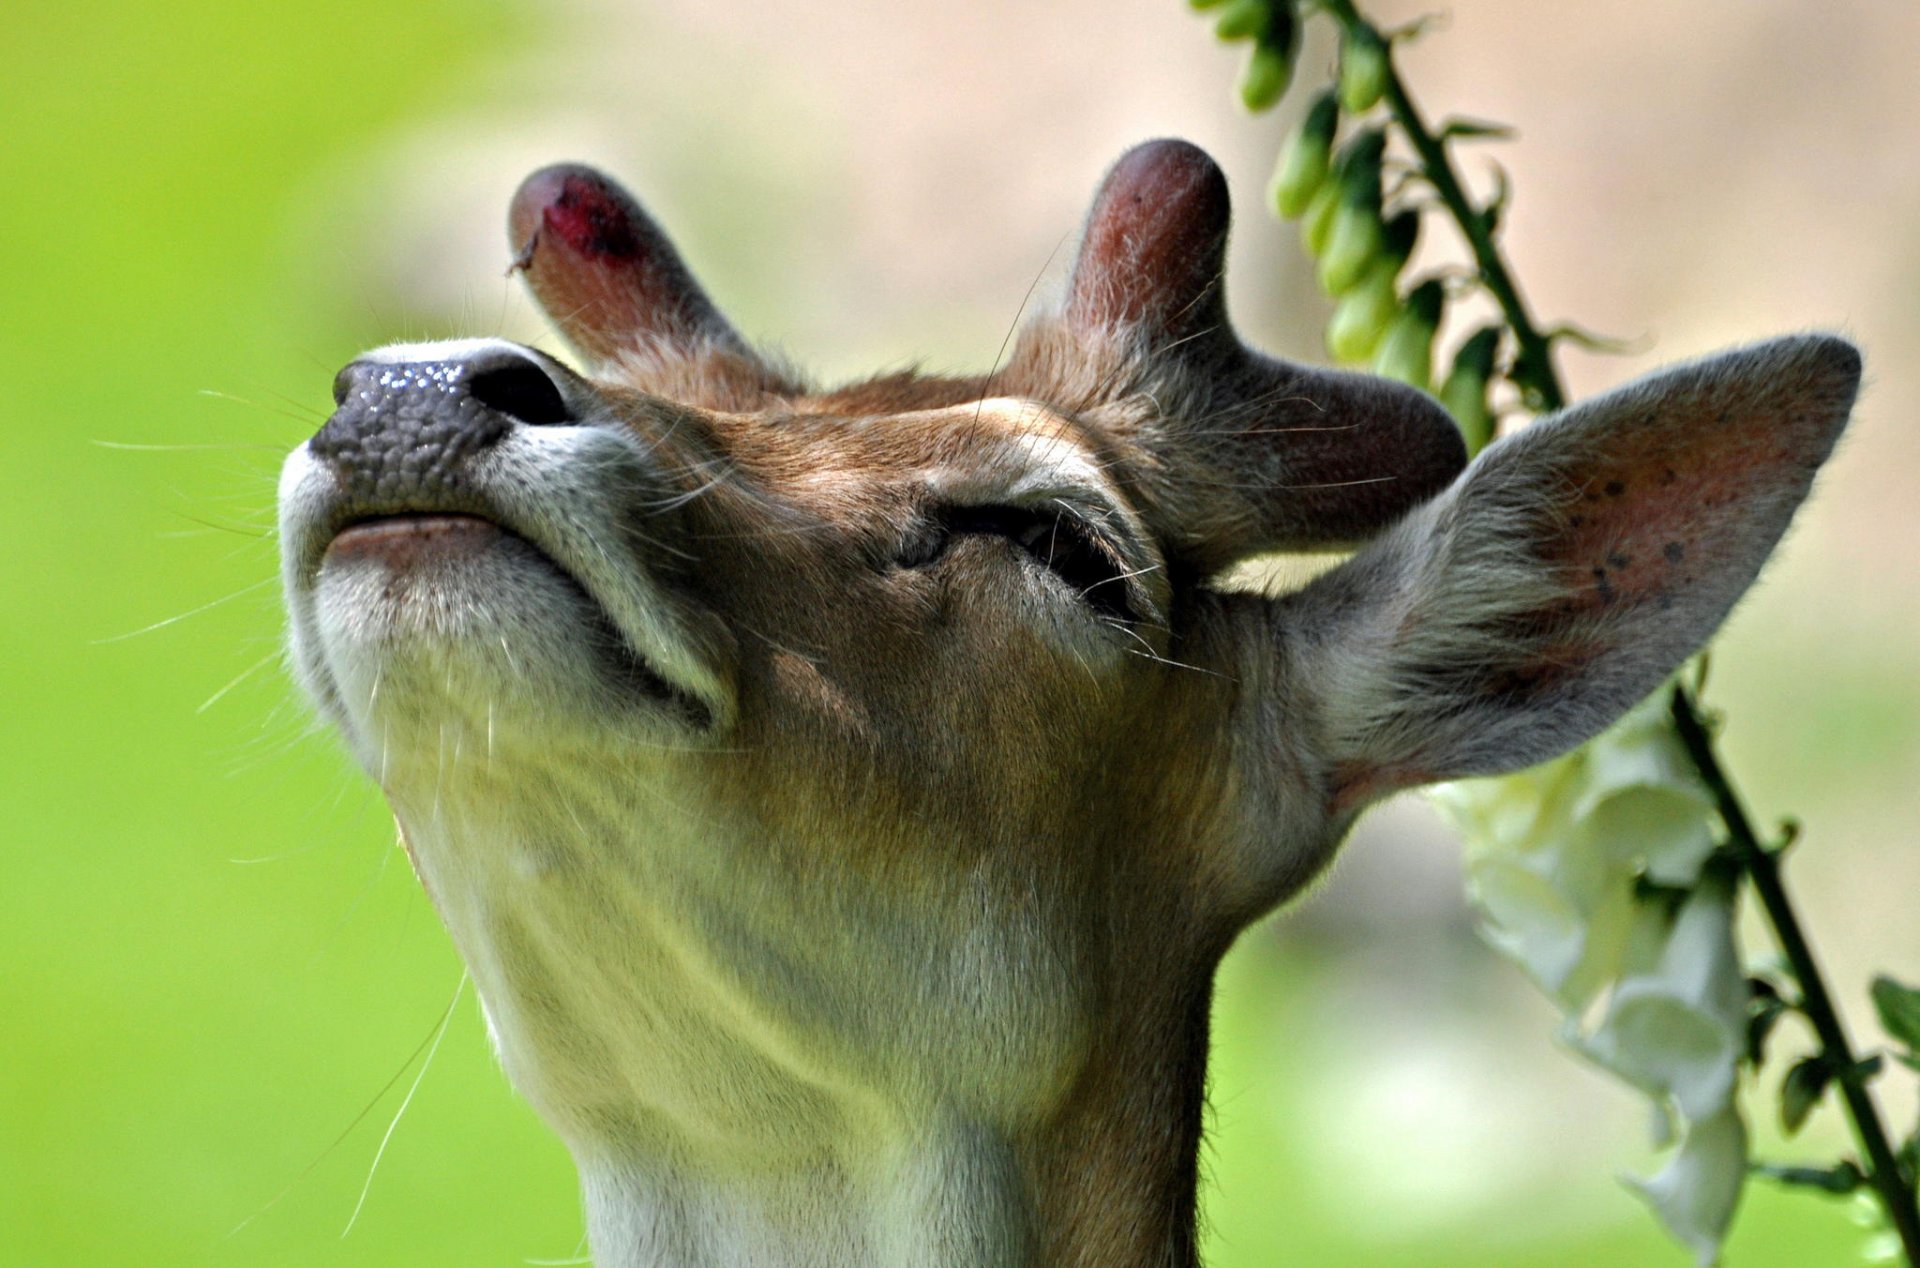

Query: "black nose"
(311, 346), (572, 498)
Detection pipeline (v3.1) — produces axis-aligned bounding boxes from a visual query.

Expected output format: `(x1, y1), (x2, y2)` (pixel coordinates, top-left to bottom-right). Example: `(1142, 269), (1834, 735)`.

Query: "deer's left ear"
(1259, 335), (1860, 814)
(1008, 139), (1468, 572)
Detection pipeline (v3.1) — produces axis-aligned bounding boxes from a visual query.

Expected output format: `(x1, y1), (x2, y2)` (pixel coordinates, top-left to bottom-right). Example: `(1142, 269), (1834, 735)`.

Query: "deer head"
(278, 139), (1858, 1267)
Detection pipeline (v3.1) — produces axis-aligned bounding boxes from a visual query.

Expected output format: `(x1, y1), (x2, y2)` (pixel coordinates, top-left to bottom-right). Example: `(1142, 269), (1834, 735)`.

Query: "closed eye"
(900, 505), (1140, 625)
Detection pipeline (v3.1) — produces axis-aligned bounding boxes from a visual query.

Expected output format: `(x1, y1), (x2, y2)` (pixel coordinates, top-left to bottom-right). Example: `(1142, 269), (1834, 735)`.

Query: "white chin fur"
(278, 406), (730, 764)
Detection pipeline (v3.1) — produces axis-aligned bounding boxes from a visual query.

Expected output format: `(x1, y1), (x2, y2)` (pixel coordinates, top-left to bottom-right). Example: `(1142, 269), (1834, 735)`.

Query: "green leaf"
(1870, 975), (1920, 1051)
(1745, 994), (1789, 1066)
(1438, 116), (1516, 142)
(1752, 1159), (1865, 1195)
(1479, 163), (1510, 236)
(1781, 1055), (1833, 1136)
(1544, 321), (1641, 356)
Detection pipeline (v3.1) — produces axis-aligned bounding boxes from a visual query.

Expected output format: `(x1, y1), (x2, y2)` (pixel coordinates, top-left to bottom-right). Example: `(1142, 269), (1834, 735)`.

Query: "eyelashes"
(899, 504), (1139, 625)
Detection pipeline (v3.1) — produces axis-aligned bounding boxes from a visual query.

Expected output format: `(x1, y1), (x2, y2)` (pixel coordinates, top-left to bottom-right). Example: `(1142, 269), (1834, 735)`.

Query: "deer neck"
(570, 1011), (1211, 1268)
(380, 736), (1215, 1268)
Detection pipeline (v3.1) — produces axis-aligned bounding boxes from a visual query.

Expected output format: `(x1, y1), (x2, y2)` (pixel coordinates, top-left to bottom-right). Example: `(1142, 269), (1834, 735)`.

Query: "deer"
(276, 138), (1860, 1267)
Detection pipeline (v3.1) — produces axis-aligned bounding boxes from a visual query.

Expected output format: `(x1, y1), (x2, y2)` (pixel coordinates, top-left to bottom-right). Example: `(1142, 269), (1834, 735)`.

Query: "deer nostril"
(469, 359), (571, 426)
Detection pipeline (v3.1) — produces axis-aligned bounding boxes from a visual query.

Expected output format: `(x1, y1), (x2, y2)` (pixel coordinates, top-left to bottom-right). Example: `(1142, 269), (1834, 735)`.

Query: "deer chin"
(321, 514), (709, 736)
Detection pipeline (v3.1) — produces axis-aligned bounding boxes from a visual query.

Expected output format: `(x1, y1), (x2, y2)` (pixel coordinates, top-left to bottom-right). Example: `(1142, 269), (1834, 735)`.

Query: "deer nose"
(310, 343), (574, 495)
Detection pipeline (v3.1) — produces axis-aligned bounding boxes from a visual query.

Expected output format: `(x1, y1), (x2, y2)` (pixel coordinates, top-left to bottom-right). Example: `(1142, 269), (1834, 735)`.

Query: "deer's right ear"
(1261, 335), (1860, 815)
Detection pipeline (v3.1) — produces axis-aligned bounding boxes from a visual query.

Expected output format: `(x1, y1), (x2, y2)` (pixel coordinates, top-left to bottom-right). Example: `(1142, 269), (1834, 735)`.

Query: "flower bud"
(1300, 178), (1342, 257)
(1318, 204), (1383, 296)
(1212, 0), (1268, 42)
(1240, 38), (1295, 111)
(1439, 324), (1502, 454)
(1269, 90), (1339, 218)
(1378, 207), (1420, 270)
(1372, 278), (1443, 391)
(1314, 128), (1385, 293)
(1325, 257), (1400, 362)
(1338, 26), (1390, 113)
(1187, 0), (1230, 10)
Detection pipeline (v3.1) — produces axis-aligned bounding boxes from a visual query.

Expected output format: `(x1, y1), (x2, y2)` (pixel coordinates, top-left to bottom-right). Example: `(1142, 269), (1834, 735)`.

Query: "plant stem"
(1317, 0), (1565, 411)
(1315, 2), (1920, 1258)
(1671, 693), (1920, 1263)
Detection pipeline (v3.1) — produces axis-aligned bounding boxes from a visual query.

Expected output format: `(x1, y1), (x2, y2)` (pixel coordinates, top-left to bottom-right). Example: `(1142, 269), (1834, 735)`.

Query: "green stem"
(1671, 692), (1920, 1262)
(1318, 0), (1565, 411)
(1314, 2), (1920, 1259)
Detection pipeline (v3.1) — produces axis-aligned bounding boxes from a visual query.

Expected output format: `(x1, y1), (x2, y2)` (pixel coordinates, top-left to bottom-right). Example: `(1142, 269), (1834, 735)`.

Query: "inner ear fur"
(1003, 138), (1467, 574)
(1263, 334), (1860, 812)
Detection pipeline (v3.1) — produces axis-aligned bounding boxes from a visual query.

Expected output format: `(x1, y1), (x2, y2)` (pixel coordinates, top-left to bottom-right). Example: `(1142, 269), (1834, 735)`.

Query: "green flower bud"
(1325, 257), (1400, 363)
(1372, 279), (1444, 391)
(1212, 0), (1268, 42)
(1300, 179), (1343, 257)
(1338, 26), (1391, 113)
(1240, 41), (1294, 111)
(1318, 203), (1383, 295)
(1335, 126), (1388, 192)
(1379, 207), (1420, 270)
(1439, 324), (1502, 454)
(1269, 90), (1338, 217)
(1187, 0), (1231, 10)
(1313, 129), (1385, 293)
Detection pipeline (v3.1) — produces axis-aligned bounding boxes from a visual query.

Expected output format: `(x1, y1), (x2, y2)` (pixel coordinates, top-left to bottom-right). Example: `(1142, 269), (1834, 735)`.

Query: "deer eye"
(903, 505), (1139, 624)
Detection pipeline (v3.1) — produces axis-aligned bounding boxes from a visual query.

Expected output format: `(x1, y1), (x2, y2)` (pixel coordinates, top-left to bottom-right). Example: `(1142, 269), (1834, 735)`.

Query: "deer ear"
(508, 165), (789, 399)
(1060, 137), (1233, 339)
(1014, 140), (1467, 571)
(1269, 335), (1860, 812)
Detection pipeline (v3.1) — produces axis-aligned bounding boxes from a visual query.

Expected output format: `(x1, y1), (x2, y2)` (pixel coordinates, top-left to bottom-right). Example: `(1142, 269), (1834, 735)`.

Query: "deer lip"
(325, 512), (504, 566)
(318, 511), (714, 729)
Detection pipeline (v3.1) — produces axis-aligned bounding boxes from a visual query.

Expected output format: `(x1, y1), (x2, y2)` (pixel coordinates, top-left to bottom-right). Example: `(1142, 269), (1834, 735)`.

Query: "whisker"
(198, 654), (278, 715)
(223, 973), (466, 1240)
(196, 388), (326, 429)
(92, 576), (277, 643)
(340, 973), (469, 1237)
(974, 229), (1070, 430)
(91, 438), (286, 453)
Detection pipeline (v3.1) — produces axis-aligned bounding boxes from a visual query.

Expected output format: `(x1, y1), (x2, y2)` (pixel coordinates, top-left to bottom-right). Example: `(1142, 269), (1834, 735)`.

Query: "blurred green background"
(3, 0), (1916, 1265)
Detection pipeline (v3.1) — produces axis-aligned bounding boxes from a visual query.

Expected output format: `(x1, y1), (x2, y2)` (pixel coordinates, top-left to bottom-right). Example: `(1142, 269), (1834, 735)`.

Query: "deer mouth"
(309, 505), (716, 731)
(326, 511), (504, 565)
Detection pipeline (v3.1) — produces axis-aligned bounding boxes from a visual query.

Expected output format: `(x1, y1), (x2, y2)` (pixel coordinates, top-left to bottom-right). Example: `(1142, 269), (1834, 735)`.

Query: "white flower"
(1430, 687), (1717, 1012)
(1432, 749), (1628, 1009)
(1573, 876), (1746, 1120)
(1625, 1104), (1748, 1266)
(1429, 680), (1752, 1266)
(1574, 691), (1718, 886)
